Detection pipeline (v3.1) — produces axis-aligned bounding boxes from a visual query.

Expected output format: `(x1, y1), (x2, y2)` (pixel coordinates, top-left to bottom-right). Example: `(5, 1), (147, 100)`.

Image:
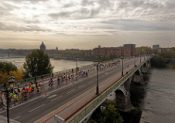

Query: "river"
(0, 58), (93, 72)
(140, 69), (175, 123)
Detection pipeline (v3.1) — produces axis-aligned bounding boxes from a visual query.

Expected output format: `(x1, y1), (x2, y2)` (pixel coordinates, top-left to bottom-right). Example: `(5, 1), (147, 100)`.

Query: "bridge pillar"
(141, 61), (151, 74)
(115, 78), (133, 112)
(132, 69), (144, 84)
(141, 63), (147, 74)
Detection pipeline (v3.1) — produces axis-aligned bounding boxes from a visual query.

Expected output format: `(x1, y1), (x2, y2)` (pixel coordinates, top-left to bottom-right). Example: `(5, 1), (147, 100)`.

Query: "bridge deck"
(0, 57), (150, 123)
(35, 57), (149, 123)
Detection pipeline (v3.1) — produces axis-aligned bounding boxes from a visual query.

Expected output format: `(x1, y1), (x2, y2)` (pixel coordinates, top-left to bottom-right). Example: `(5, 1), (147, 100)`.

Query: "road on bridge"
(0, 57), (144, 123)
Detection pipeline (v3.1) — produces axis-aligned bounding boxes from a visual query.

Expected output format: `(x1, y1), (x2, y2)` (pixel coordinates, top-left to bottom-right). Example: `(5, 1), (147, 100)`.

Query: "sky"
(0, 0), (175, 49)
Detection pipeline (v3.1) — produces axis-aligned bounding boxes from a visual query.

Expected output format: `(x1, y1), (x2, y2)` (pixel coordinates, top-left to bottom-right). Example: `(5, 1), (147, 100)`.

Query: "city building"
(152, 44), (161, 53)
(123, 44), (136, 56)
(152, 45), (160, 50)
(93, 44), (136, 58)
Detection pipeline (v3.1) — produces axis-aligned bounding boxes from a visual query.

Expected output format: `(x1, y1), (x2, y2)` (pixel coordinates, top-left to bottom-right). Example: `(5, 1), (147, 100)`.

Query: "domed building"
(40, 41), (46, 51)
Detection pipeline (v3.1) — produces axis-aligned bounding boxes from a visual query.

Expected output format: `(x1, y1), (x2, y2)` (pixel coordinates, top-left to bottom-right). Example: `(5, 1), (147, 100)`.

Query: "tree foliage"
(23, 50), (53, 78)
(91, 101), (123, 123)
(151, 55), (166, 68)
(10, 68), (24, 81)
(0, 61), (17, 75)
(0, 62), (23, 83)
(0, 72), (9, 83)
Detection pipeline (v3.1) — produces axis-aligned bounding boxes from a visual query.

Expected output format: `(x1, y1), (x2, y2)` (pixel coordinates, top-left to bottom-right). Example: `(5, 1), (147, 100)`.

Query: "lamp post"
(134, 56), (136, 67)
(121, 47), (124, 76)
(140, 48), (142, 64)
(76, 58), (78, 80)
(33, 58), (39, 92)
(3, 76), (16, 123)
(144, 51), (146, 61)
(121, 57), (124, 76)
(96, 63), (99, 95)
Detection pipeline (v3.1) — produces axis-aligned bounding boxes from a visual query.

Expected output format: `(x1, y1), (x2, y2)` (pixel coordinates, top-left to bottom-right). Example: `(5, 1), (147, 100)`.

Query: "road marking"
(78, 84), (85, 88)
(104, 72), (109, 75)
(13, 116), (21, 120)
(66, 89), (75, 95)
(50, 95), (63, 102)
(47, 94), (57, 99)
(28, 104), (45, 113)
(0, 95), (44, 114)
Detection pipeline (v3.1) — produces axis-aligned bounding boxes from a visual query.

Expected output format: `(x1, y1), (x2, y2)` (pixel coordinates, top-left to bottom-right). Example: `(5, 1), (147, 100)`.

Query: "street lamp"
(96, 63), (99, 95)
(121, 57), (124, 76)
(76, 58), (78, 80)
(134, 56), (137, 67)
(144, 51), (146, 61)
(2, 76), (16, 123)
(33, 58), (39, 92)
(140, 48), (142, 64)
(121, 47), (124, 76)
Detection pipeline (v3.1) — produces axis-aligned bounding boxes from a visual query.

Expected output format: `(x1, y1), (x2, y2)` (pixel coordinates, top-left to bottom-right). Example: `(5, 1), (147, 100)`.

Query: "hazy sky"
(0, 0), (175, 49)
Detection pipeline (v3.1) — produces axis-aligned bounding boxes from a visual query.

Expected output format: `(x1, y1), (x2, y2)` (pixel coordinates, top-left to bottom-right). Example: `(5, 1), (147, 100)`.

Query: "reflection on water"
(140, 69), (175, 123)
(130, 82), (147, 109)
(0, 58), (93, 72)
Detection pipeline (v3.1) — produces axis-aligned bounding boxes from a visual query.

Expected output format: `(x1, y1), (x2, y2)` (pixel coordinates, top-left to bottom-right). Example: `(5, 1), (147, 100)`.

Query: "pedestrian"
(57, 76), (61, 87)
(49, 77), (53, 88)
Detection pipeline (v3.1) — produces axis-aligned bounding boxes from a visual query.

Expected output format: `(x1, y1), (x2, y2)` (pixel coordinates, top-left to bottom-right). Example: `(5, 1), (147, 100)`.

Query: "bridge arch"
(143, 63), (147, 67)
(115, 90), (126, 111)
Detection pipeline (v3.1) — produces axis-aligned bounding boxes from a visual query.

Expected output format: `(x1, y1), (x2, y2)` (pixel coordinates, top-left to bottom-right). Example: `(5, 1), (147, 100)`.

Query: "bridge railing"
(66, 58), (150, 123)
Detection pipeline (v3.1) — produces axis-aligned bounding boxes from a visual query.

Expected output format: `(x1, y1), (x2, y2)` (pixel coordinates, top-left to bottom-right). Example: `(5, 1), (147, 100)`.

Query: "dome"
(40, 41), (46, 51)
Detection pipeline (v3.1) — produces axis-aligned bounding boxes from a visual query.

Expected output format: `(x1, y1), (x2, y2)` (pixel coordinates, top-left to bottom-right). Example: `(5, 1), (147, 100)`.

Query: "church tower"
(40, 41), (46, 52)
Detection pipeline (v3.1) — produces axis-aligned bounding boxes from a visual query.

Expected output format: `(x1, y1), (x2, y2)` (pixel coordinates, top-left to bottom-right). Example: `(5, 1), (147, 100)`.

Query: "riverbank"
(151, 55), (175, 69)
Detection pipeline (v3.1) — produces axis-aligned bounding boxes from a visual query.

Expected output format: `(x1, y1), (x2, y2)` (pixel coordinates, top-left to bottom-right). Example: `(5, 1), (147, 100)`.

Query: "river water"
(0, 58), (93, 72)
(140, 69), (175, 123)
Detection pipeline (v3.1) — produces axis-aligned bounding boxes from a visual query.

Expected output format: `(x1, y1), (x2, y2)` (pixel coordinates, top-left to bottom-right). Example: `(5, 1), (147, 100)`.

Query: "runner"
(48, 77), (54, 88)
(57, 76), (61, 87)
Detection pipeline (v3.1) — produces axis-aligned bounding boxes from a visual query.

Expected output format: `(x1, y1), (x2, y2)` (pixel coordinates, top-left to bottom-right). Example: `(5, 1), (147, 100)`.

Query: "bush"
(151, 56), (166, 68)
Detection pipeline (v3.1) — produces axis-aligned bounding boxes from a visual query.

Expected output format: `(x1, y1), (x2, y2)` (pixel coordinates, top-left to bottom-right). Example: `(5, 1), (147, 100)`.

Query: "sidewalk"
(0, 115), (20, 123)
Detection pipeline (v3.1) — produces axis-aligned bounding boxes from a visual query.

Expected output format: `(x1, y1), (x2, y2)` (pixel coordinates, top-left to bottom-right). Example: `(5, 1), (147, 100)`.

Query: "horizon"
(0, 42), (167, 50)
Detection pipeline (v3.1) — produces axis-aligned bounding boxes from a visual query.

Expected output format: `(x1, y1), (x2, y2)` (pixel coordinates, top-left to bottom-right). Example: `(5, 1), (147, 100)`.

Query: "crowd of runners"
(0, 60), (121, 109)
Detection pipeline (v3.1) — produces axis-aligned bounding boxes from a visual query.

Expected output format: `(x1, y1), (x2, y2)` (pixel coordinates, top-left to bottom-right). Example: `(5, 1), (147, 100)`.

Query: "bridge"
(0, 56), (151, 123)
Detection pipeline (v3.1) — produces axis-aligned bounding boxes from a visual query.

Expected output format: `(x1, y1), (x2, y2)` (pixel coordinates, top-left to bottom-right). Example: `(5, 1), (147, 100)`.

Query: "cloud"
(100, 19), (175, 31)
(0, 0), (175, 35)
(0, 22), (50, 32)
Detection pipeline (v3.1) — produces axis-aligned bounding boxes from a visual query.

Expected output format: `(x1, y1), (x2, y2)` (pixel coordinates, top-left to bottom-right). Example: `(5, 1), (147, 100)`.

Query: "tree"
(10, 68), (24, 81)
(0, 62), (17, 75)
(23, 50), (53, 78)
(151, 55), (166, 68)
(0, 62), (17, 83)
(92, 101), (123, 123)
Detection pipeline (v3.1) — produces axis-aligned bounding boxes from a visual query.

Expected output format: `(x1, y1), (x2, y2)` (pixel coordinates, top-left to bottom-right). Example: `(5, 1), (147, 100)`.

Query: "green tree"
(151, 55), (166, 68)
(0, 62), (17, 75)
(24, 50), (53, 78)
(92, 101), (123, 123)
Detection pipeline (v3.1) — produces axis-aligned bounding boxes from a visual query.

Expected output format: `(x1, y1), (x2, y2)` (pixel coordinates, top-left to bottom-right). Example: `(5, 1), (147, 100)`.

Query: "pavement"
(0, 115), (20, 123)
(0, 57), (145, 123)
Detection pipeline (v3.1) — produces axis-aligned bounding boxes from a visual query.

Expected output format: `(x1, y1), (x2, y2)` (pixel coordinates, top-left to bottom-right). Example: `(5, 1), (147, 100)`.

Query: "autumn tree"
(10, 68), (24, 81)
(0, 62), (23, 83)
